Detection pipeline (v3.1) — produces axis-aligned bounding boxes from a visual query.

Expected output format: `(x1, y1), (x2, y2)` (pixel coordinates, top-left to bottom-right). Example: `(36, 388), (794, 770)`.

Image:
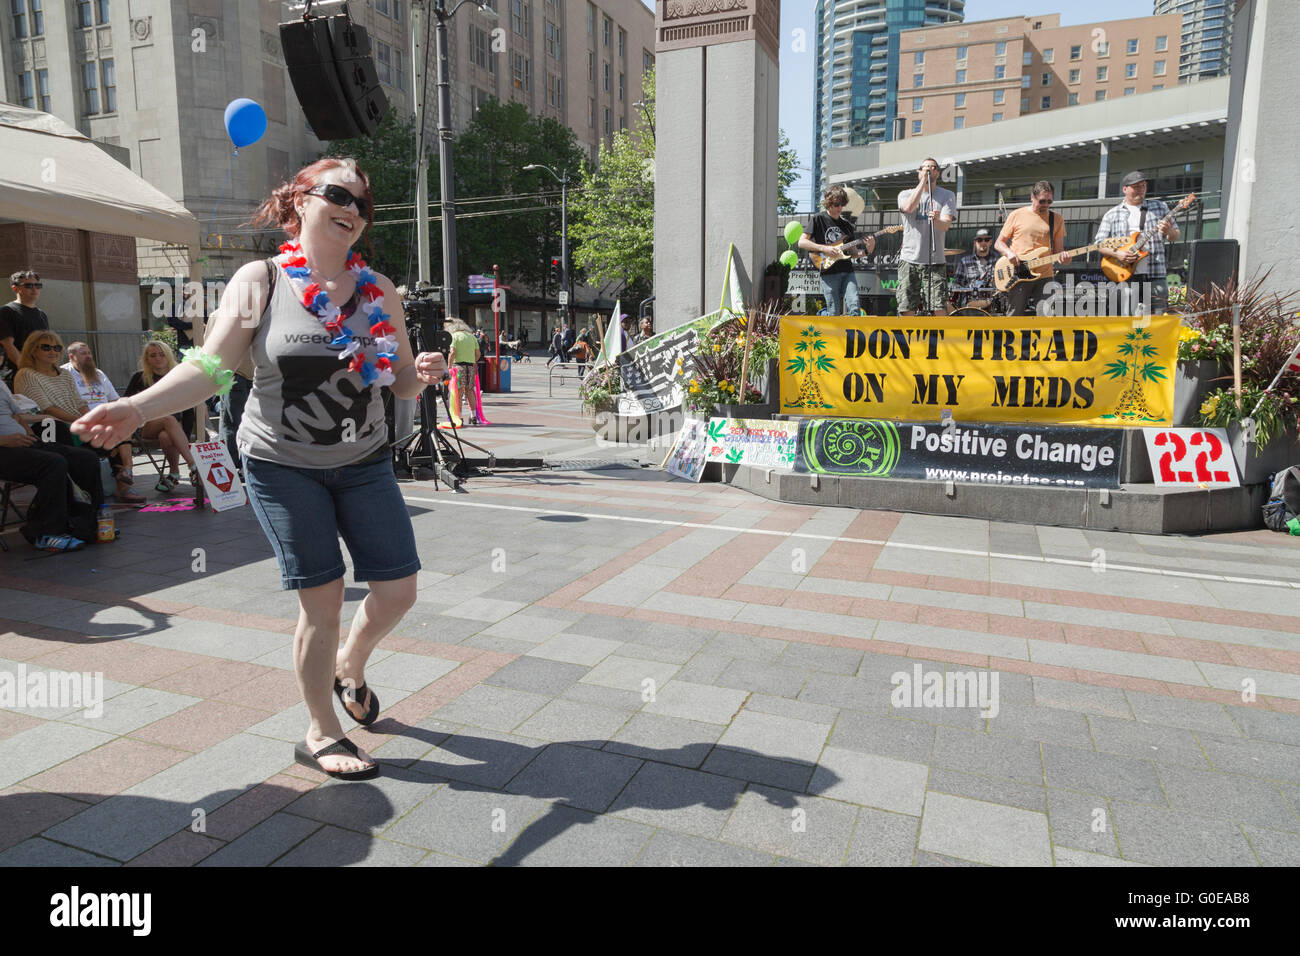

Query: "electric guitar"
(993, 237), (1131, 292)
(809, 226), (904, 271)
(1099, 193), (1198, 283)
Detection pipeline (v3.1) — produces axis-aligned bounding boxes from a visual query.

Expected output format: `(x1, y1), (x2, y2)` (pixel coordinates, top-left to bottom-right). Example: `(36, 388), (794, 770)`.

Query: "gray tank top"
(237, 260), (388, 469)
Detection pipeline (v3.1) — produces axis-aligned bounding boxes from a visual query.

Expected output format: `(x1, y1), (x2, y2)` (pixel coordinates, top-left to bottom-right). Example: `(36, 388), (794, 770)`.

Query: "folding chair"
(0, 480), (29, 552)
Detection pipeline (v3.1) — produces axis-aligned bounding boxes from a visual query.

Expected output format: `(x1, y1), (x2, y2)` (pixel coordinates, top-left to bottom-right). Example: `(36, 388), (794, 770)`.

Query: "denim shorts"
(242, 451), (421, 590)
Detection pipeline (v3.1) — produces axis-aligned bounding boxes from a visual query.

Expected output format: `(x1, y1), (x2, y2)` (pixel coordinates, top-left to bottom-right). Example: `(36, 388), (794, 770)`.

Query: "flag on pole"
(718, 244), (747, 318)
(595, 299), (622, 366)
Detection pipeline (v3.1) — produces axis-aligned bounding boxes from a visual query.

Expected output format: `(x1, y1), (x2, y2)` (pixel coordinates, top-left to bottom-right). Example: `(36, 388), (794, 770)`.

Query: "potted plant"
(1183, 272), (1300, 483)
(684, 308), (781, 421)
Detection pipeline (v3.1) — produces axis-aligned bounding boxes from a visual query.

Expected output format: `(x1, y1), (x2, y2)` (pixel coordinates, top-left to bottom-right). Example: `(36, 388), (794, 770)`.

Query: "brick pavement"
(1, 359), (1298, 866)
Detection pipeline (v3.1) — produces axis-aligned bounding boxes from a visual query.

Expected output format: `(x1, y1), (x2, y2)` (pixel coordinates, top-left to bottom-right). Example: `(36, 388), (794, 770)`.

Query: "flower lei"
(275, 239), (397, 387)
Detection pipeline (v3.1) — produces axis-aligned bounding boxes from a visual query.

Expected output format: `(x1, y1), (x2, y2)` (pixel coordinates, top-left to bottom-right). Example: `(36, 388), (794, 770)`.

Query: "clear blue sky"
(643, 0), (1167, 209)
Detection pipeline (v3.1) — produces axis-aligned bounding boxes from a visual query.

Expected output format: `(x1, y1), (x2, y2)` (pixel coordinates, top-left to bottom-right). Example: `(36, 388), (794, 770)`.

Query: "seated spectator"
(126, 341), (197, 492)
(60, 341), (143, 491)
(0, 378), (103, 551)
(15, 331), (144, 503)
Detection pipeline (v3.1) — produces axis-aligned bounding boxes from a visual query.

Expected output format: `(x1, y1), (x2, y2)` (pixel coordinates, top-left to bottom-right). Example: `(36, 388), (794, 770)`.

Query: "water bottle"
(97, 505), (115, 543)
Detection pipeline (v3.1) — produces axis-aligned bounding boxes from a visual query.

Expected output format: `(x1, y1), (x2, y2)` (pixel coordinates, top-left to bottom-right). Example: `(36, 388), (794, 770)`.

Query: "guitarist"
(798, 185), (874, 316)
(1094, 170), (1180, 314)
(994, 181), (1070, 316)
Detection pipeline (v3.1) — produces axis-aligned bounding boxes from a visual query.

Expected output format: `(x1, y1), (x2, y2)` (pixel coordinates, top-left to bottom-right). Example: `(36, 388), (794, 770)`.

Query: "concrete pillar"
(1098, 140), (1110, 199)
(654, 0), (780, 328)
(1221, 0), (1300, 293)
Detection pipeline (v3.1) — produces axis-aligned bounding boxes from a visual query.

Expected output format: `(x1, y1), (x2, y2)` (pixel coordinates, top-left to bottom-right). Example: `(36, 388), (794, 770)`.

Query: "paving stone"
(1156, 763), (1300, 832)
(843, 807), (920, 866)
(775, 642), (865, 676)
(1031, 677), (1134, 719)
(604, 713), (725, 768)
(826, 710), (936, 764)
(526, 632), (622, 666)
(409, 729), (542, 790)
(360, 653), (460, 692)
(1241, 825), (1300, 866)
(1086, 714), (1212, 769)
(719, 784), (859, 866)
(484, 657), (589, 697)
(1053, 847), (1149, 866)
(926, 767), (1046, 812)
(382, 787), (553, 863)
(608, 761), (746, 839)
(799, 672), (889, 714)
(1197, 733), (1300, 786)
(505, 742), (642, 812)
(494, 804), (656, 866)
(742, 694), (840, 727)
(369, 717), (461, 767)
(703, 632), (790, 662)
(932, 725), (1044, 785)
(1109, 801), (1259, 867)
(442, 598), (528, 625)
(913, 849), (988, 866)
(1225, 706), (1300, 746)
(713, 660), (810, 699)
(810, 747), (929, 815)
(199, 811), (322, 867)
(918, 791), (1052, 866)
(1124, 690), (1241, 736)
(632, 830), (775, 867)
(988, 701), (1094, 749)
(415, 850), (481, 867)
(559, 682), (647, 712)
(1041, 743), (1165, 805)
(559, 614), (652, 643)
(643, 680), (749, 725)
(1046, 788), (1120, 857)
(273, 824), (431, 866)
(703, 749), (816, 793)
(480, 612), (577, 645)
(282, 763), (445, 835)
(0, 721), (117, 791)
(430, 684), (551, 734)
(512, 698), (632, 746)
(581, 655), (680, 695)
(672, 653), (732, 686)
(0, 837), (119, 867)
(715, 710), (830, 767)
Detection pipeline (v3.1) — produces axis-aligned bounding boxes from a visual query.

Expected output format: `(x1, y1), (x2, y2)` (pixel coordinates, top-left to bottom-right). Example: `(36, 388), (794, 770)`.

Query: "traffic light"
(548, 257), (560, 285)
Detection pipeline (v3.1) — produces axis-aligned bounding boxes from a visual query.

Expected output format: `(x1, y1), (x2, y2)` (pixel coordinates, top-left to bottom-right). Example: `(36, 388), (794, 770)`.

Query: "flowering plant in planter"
(578, 362), (622, 411)
(685, 308), (780, 416)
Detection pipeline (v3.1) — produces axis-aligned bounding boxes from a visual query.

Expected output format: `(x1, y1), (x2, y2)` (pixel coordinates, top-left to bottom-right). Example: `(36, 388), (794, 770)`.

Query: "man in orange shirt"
(993, 181), (1071, 317)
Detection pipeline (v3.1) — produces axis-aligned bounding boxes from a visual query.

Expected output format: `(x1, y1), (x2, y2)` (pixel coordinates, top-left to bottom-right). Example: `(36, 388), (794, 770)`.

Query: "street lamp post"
(418, 0), (496, 317)
(523, 163), (569, 332)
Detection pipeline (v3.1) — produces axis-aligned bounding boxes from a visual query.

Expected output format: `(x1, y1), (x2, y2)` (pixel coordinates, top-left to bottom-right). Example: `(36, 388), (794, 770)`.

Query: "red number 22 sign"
(1142, 428), (1239, 487)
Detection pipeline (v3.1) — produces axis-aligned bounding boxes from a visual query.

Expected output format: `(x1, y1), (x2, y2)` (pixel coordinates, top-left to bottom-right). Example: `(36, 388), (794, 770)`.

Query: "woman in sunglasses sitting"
(72, 158), (448, 781)
(15, 330), (145, 503)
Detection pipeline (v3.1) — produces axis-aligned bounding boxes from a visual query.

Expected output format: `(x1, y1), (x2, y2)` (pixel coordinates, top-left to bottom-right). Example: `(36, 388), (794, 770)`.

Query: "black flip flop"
(334, 677), (380, 726)
(294, 738), (379, 780)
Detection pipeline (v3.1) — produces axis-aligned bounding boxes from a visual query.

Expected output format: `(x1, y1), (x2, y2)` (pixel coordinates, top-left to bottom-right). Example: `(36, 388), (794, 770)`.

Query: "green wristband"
(180, 347), (235, 396)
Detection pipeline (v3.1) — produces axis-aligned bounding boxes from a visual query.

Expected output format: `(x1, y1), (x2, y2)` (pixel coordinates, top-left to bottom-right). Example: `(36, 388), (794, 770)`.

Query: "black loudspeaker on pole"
(1188, 238), (1240, 297)
(279, 12), (390, 140)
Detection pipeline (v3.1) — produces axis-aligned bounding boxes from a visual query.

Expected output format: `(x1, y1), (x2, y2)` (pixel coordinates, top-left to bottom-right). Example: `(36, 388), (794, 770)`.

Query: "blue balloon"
(223, 98), (267, 149)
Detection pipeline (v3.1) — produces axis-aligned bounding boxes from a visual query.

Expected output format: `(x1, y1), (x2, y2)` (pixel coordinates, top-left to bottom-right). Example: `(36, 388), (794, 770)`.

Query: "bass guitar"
(1099, 193), (1198, 283)
(809, 225), (904, 271)
(993, 237), (1131, 292)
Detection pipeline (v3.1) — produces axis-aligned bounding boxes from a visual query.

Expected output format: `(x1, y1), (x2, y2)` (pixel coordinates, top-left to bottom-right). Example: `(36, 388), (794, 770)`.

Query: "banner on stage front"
(795, 419), (1124, 488)
(779, 314), (1180, 427)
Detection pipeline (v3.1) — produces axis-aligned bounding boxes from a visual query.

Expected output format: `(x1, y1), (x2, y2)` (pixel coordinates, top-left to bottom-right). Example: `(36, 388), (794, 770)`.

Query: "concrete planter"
(714, 402), (777, 420)
(1172, 360), (1225, 426)
(1227, 421), (1300, 485)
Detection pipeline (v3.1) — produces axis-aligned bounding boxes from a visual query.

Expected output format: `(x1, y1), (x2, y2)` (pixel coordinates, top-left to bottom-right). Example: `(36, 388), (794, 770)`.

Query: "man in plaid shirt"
(1095, 170), (1180, 314)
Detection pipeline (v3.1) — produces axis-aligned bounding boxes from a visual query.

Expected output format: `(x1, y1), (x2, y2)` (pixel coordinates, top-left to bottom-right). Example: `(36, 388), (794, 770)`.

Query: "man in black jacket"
(0, 270), (50, 389)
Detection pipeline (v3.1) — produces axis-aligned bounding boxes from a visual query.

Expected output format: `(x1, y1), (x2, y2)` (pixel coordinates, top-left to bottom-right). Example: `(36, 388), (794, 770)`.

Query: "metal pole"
(560, 170), (569, 331)
(412, 1), (430, 284)
(434, 0), (459, 318)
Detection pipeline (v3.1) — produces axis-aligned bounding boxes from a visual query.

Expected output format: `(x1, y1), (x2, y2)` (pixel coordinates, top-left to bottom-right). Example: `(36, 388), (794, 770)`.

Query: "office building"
(812, 0), (964, 209)
(1153, 0), (1233, 81)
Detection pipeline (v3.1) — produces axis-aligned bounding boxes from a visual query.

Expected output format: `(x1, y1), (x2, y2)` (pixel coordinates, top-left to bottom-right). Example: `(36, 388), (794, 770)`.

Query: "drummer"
(955, 229), (997, 290)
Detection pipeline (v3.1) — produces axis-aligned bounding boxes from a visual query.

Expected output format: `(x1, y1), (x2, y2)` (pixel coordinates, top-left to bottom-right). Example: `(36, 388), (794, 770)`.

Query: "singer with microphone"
(71, 158), (448, 782)
(897, 158), (956, 316)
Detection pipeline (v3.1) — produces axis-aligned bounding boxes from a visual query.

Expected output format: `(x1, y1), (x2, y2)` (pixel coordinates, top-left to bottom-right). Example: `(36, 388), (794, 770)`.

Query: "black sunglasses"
(16, 282), (42, 289)
(306, 183), (370, 219)
(38, 343), (63, 352)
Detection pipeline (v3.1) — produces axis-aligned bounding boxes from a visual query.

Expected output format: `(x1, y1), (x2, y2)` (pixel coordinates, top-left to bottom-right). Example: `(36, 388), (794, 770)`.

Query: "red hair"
(248, 157), (374, 238)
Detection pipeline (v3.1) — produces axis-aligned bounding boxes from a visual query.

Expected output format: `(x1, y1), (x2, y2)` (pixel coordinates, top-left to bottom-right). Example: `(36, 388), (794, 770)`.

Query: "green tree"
(777, 129), (800, 215)
(568, 68), (655, 302)
(453, 99), (588, 291)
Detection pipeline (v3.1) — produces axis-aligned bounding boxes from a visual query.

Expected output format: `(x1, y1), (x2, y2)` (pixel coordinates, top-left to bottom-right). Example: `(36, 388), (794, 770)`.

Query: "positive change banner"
(795, 419), (1125, 488)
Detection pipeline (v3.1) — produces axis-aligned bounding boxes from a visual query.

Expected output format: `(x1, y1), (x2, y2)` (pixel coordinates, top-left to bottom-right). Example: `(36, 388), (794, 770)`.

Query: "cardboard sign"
(666, 417), (710, 482)
(780, 314), (1180, 427)
(703, 418), (798, 468)
(191, 440), (248, 511)
(1141, 427), (1239, 487)
(796, 419), (1125, 488)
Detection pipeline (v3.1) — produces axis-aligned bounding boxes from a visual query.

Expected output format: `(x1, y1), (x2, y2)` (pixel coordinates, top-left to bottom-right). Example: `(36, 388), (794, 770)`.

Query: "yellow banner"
(779, 314), (1180, 426)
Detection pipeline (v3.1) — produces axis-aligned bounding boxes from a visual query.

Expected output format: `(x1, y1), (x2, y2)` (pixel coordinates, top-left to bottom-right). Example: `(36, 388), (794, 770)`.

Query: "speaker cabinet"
(1188, 239), (1240, 296)
(279, 13), (390, 140)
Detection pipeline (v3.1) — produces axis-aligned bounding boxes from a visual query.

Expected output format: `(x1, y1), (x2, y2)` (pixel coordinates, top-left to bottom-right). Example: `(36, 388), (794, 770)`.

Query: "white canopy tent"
(0, 104), (199, 248)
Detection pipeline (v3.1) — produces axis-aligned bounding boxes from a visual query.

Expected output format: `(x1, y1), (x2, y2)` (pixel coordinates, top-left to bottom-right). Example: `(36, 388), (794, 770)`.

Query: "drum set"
(947, 283), (1008, 317)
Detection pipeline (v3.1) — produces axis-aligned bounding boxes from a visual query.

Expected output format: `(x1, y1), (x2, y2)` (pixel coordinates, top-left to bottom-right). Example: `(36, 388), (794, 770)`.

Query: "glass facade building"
(1153, 0), (1233, 81)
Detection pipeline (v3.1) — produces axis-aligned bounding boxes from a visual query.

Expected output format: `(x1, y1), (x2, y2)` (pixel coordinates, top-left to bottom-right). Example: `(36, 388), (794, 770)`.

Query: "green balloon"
(783, 220), (804, 247)
(779, 250), (798, 269)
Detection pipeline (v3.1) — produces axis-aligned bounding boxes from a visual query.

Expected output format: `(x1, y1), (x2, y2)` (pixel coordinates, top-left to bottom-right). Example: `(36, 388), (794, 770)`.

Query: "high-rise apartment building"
(812, 0), (964, 209)
(0, 0), (653, 281)
(1153, 0), (1233, 81)
(895, 14), (1182, 138)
